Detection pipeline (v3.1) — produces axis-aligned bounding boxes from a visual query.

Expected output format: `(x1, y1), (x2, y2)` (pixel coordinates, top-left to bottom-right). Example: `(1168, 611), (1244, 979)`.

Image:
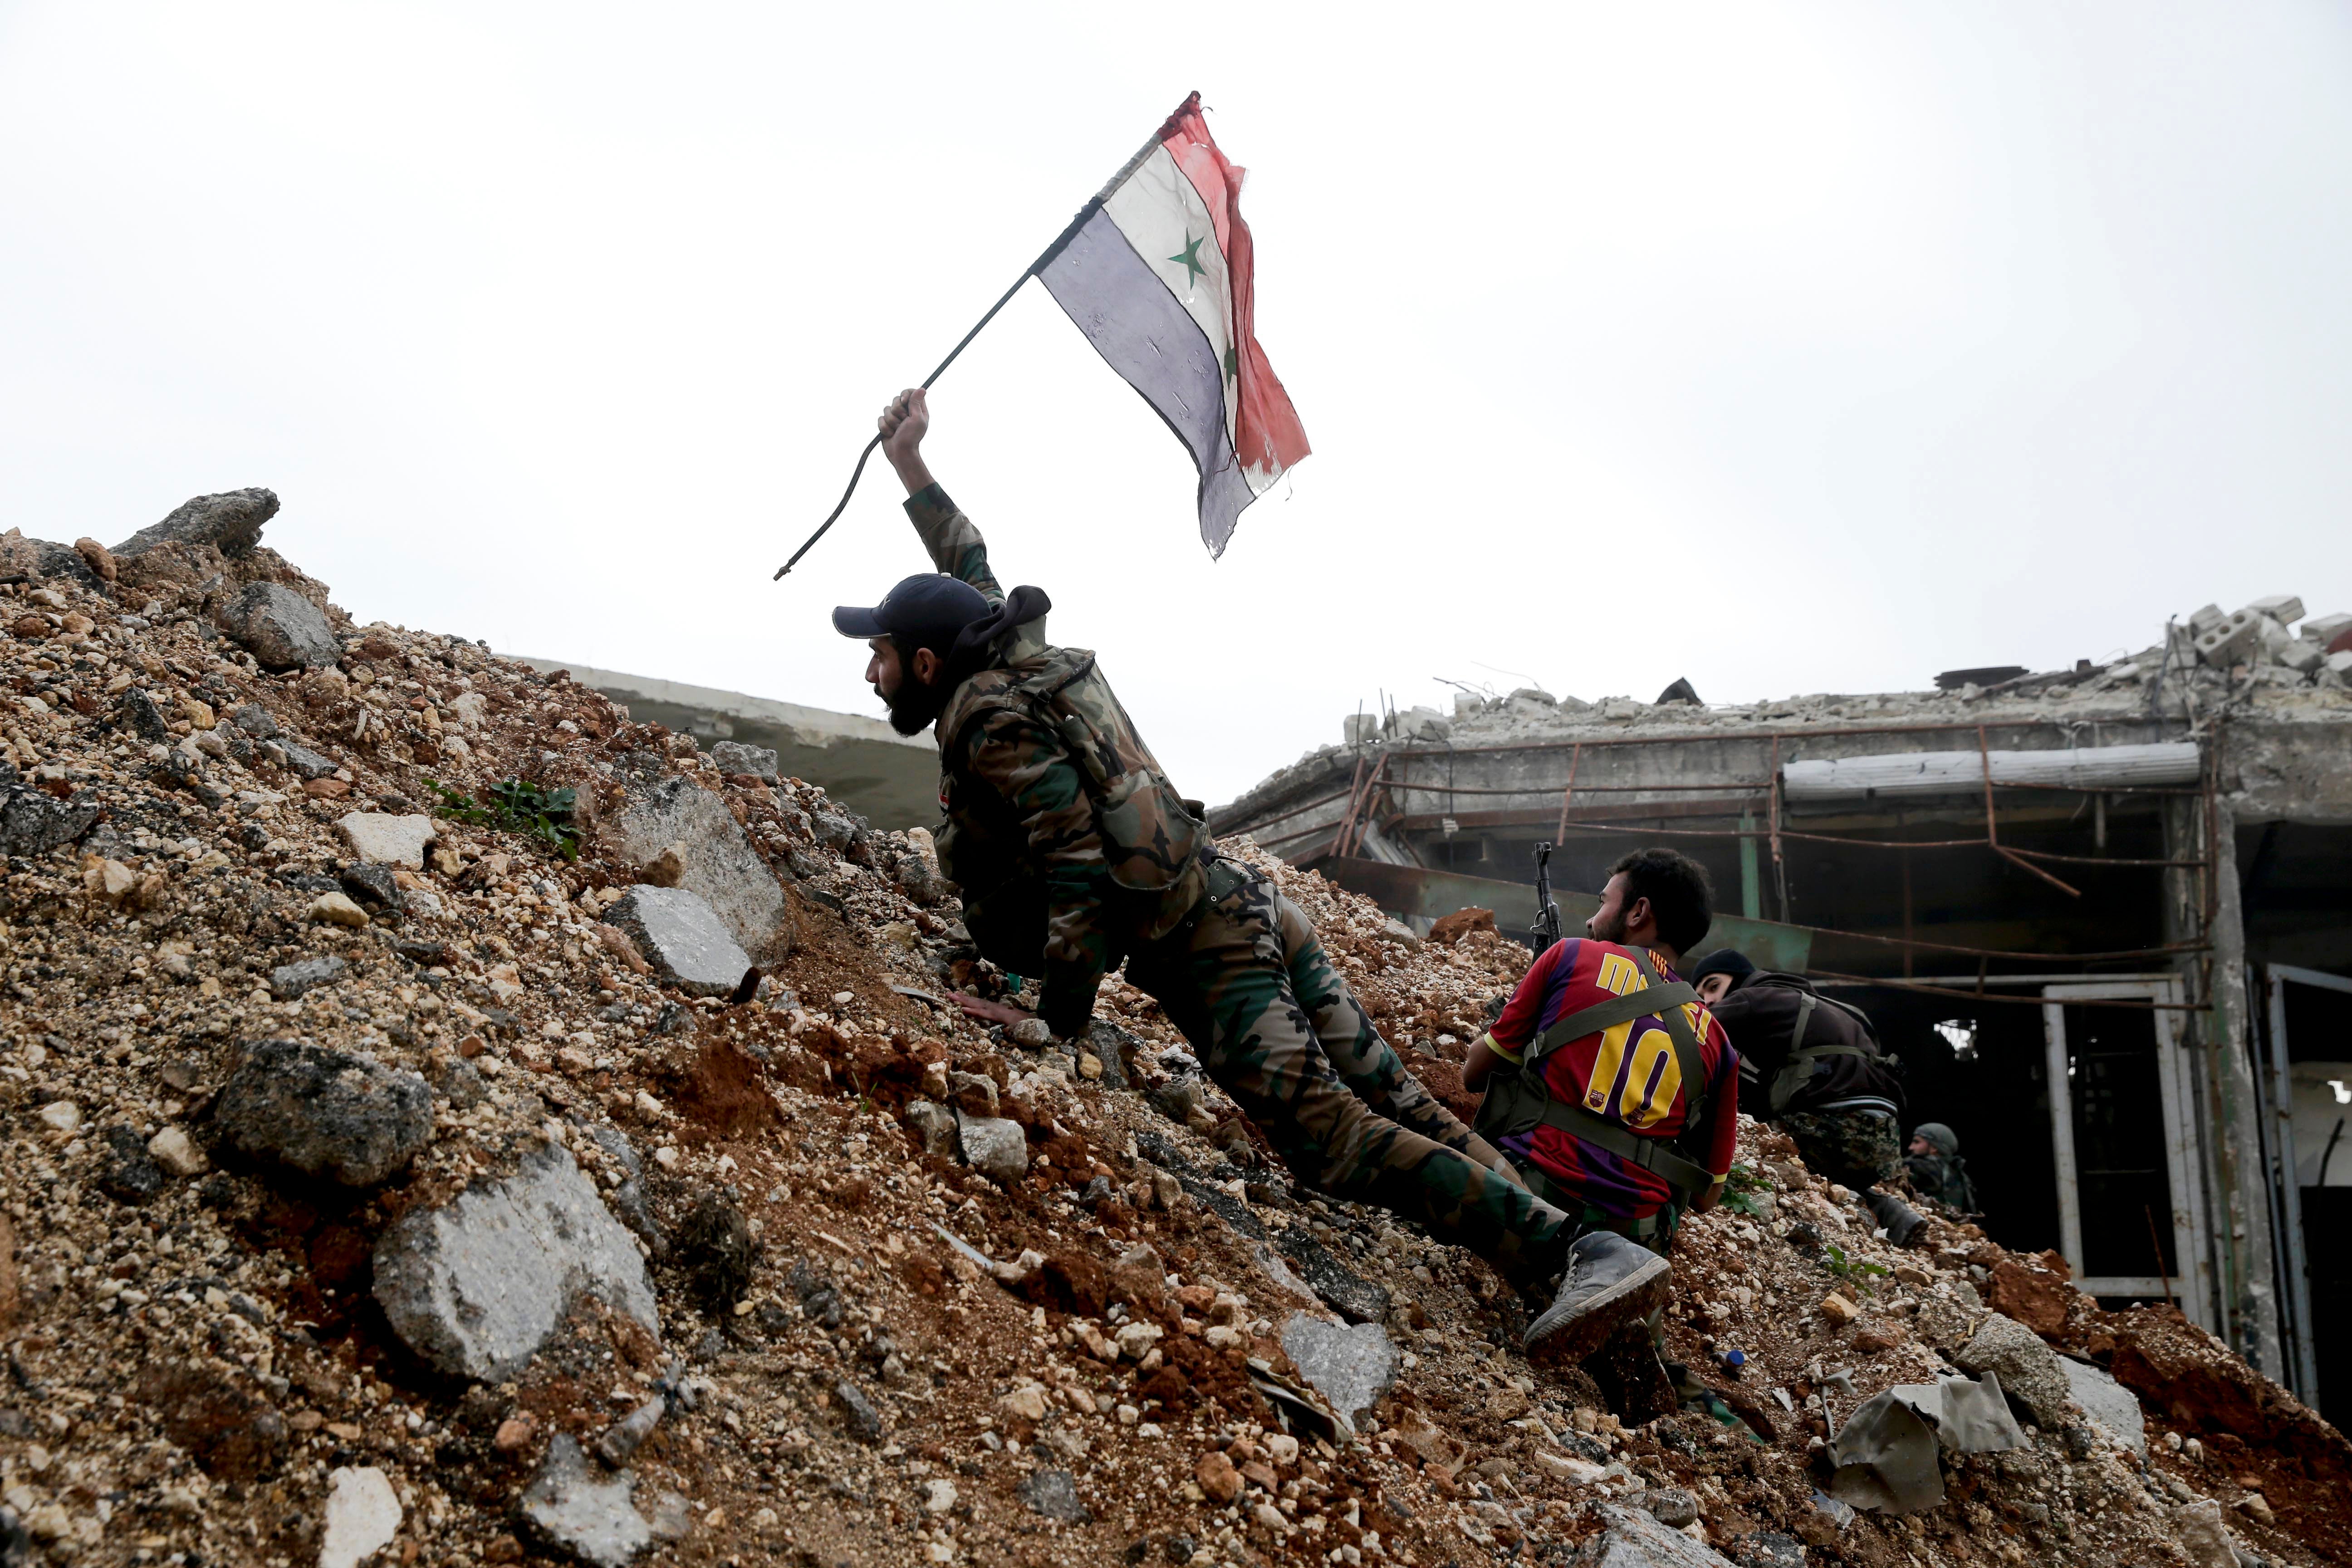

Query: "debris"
(1954, 1313), (2075, 1427)
(319, 1466), (402, 1568)
(217, 581), (343, 669)
(1279, 1313), (1398, 1433)
(709, 741), (779, 782)
(602, 885), (757, 999)
(1564, 1502), (1735, 1566)
(1018, 1467), (1091, 1522)
(205, 1039), (435, 1187)
(337, 811), (438, 869)
(372, 1144), (660, 1381)
(516, 1435), (651, 1568)
(2060, 1355), (2146, 1456)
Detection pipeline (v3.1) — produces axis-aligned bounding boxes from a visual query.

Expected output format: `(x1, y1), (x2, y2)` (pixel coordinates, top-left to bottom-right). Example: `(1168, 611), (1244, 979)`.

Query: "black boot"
(1864, 1189), (1927, 1247)
(1523, 1231), (1671, 1367)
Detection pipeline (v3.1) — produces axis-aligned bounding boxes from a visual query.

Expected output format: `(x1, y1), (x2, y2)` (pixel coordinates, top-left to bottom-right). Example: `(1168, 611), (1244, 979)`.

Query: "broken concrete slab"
(708, 740), (779, 782)
(605, 774), (790, 964)
(955, 1111), (1029, 1184)
(206, 1039), (432, 1187)
(515, 1434), (650, 1568)
(1954, 1313), (2074, 1428)
(337, 812), (436, 869)
(217, 581), (342, 670)
(372, 1143), (660, 1382)
(602, 886), (756, 999)
(1279, 1314), (1398, 1434)
(111, 487), (279, 561)
(2059, 1356), (2145, 1456)
(1566, 1502), (1739, 1567)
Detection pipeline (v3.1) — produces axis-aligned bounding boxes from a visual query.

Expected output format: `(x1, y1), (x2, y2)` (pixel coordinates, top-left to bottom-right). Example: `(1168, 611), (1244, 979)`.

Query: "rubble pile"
(0, 493), (2344, 1567)
(1329, 593), (2352, 757)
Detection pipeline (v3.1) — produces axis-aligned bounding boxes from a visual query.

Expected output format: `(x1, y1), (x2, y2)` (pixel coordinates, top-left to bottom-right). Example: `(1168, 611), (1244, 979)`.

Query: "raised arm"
(880, 387), (1004, 606)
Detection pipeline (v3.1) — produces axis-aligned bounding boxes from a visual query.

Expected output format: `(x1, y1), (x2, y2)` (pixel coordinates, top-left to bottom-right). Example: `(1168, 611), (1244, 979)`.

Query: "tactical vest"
(932, 644), (1207, 970)
(1471, 949), (1716, 1204)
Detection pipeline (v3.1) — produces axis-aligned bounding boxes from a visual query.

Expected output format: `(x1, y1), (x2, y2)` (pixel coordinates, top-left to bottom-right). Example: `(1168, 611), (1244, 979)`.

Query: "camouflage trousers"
(1127, 864), (1572, 1286)
(1779, 1108), (1904, 1192)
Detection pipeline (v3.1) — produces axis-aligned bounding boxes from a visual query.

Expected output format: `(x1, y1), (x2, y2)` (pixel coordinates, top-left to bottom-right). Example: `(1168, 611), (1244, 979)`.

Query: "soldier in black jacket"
(1691, 951), (1928, 1245)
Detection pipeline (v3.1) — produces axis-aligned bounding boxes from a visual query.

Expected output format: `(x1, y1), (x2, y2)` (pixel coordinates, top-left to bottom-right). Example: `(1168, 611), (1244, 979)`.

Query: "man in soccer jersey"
(1462, 849), (1740, 1364)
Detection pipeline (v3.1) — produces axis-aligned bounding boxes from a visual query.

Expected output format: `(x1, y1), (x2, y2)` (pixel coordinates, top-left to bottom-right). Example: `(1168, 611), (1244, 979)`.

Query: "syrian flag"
(1038, 93), (1309, 558)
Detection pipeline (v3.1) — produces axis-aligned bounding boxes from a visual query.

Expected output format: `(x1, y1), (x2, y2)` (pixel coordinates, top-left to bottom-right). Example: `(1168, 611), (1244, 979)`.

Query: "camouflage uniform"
(1124, 862), (1570, 1281)
(1778, 1110), (1904, 1192)
(906, 486), (1573, 1284)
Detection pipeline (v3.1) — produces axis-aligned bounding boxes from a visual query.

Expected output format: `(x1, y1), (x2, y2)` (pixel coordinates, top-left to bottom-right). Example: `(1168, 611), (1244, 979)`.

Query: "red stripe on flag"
(1156, 100), (1310, 484)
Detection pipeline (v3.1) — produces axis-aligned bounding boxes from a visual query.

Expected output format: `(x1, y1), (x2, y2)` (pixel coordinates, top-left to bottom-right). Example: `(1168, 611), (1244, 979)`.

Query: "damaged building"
(1214, 597), (2352, 1419)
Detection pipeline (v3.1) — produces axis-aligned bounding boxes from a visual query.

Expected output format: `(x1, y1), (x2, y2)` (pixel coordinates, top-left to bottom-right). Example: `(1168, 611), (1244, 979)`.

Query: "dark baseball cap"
(832, 573), (990, 651)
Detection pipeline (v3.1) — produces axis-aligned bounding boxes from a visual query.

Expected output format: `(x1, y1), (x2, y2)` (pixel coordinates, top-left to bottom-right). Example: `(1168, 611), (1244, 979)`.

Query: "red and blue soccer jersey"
(1480, 938), (1740, 1225)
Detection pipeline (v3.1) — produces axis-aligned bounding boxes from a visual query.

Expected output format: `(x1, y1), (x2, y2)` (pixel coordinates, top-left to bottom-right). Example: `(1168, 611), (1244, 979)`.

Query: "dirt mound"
(0, 506), (2339, 1567)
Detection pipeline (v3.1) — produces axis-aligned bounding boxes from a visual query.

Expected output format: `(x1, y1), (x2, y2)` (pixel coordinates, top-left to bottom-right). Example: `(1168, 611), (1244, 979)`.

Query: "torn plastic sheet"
(1828, 1372), (2026, 1515)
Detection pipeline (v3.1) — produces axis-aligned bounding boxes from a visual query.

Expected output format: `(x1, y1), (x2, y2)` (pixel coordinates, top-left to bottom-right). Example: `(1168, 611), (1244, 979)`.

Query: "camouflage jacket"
(907, 485), (1208, 1037)
(1906, 1150), (1977, 1213)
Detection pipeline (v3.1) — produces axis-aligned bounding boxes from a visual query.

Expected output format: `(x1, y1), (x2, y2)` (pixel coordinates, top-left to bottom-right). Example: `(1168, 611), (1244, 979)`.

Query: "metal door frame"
(2043, 980), (2212, 1325)
(2264, 964), (2352, 1412)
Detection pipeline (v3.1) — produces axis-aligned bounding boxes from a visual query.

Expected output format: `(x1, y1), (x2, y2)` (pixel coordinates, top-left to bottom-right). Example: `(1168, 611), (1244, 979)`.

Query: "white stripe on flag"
(1100, 145), (1237, 449)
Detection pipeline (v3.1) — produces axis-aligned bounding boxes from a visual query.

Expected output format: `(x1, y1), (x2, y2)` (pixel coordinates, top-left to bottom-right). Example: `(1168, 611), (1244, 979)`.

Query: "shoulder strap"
(1529, 981), (1699, 1061)
(1529, 1097), (1716, 1203)
(1525, 946), (1713, 1164)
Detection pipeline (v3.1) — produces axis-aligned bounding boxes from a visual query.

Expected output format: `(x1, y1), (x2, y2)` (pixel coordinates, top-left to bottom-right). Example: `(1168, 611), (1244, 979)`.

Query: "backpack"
(933, 645), (1207, 968)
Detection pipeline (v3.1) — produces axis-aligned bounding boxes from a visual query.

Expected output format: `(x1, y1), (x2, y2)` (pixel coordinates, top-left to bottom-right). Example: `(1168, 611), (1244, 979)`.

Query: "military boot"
(1523, 1231), (1671, 1367)
(1863, 1189), (1927, 1247)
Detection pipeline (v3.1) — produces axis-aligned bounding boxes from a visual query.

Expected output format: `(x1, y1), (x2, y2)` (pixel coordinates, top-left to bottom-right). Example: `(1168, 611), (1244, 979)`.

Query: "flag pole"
(772, 98), (1195, 581)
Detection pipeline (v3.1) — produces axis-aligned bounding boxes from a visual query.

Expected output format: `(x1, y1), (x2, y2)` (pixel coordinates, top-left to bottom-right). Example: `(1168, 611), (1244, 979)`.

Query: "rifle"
(1529, 841), (1563, 956)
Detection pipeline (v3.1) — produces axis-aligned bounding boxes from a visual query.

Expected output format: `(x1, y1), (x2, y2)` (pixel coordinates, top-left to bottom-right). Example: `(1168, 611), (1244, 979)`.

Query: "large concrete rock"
(206, 1040), (432, 1187)
(1954, 1313), (2074, 1428)
(603, 886), (756, 998)
(218, 581), (341, 670)
(1568, 1503), (1738, 1567)
(708, 740), (779, 782)
(1280, 1314), (1398, 1433)
(372, 1144), (659, 1382)
(516, 1435), (650, 1567)
(2060, 1356), (2146, 1455)
(954, 1110), (1029, 1184)
(112, 487), (279, 560)
(337, 812), (436, 869)
(605, 774), (790, 964)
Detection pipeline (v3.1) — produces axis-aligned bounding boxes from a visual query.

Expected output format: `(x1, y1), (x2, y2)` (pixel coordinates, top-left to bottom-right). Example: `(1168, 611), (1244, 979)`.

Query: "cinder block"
(2188, 603), (2225, 634)
(2299, 612), (2352, 646)
(2194, 608), (2263, 666)
(2278, 639), (2323, 674)
(2244, 593), (2305, 627)
(2328, 649), (2352, 676)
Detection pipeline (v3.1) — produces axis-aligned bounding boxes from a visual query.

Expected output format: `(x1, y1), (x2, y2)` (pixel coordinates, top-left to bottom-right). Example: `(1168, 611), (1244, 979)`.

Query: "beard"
(1588, 905), (1630, 944)
(878, 675), (952, 737)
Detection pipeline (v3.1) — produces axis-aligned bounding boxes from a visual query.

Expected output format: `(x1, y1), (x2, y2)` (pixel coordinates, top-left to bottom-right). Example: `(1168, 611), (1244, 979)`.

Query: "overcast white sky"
(4, 3), (2349, 804)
